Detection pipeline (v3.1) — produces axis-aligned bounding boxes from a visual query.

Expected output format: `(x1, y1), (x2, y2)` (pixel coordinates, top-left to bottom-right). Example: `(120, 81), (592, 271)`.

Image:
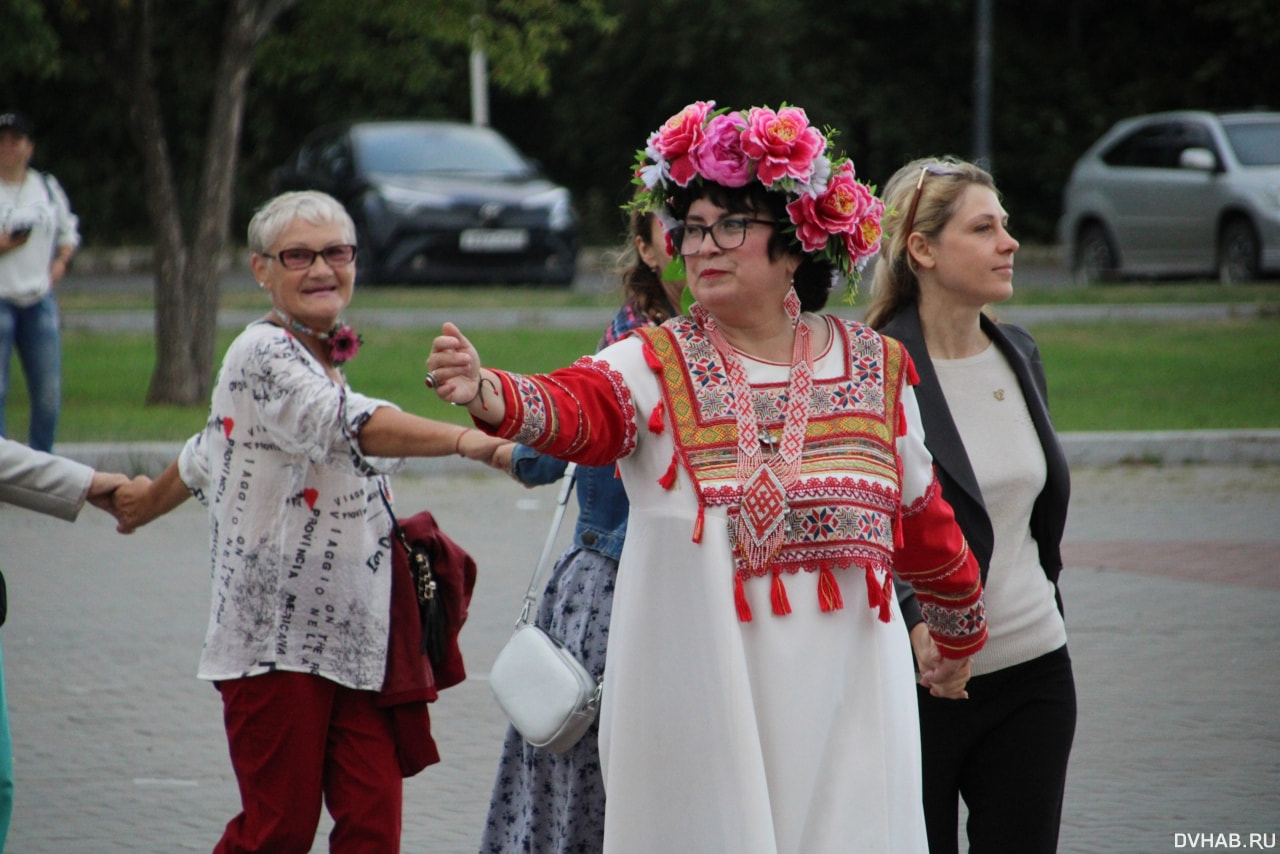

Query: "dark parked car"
(1058, 110), (1280, 283)
(272, 120), (579, 284)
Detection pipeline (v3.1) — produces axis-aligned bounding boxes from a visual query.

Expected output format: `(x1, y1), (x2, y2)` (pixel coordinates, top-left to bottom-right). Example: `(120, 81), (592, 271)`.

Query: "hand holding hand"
(919, 653), (973, 700)
(86, 471), (130, 513)
(111, 475), (157, 534)
(456, 430), (509, 469)
(491, 441), (517, 476)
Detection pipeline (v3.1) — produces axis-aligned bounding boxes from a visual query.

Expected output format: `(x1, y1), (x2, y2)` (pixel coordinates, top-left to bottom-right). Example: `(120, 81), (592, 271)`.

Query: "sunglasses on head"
(901, 164), (960, 238)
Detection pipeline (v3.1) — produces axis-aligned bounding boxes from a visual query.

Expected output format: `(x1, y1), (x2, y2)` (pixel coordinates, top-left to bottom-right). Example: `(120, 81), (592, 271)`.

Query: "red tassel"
(894, 504), (904, 549)
(864, 566), (894, 622)
(878, 574), (894, 623)
(865, 564), (882, 610)
(770, 573), (792, 616)
(643, 344), (662, 372)
(905, 353), (920, 386)
(648, 399), (666, 434)
(817, 566), (844, 612)
(897, 401), (908, 438)
(734, 574), (753, 622)
(658, 451), (679, 490)
(692, 503), (705, 543)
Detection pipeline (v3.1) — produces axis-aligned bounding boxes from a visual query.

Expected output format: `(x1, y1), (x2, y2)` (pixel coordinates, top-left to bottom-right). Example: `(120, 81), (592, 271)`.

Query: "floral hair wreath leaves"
(627, 101), (885, 302)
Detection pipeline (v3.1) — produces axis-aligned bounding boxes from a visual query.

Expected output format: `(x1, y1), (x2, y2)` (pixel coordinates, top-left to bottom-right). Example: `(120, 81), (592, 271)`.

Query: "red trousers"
(213, 670), (402, 853)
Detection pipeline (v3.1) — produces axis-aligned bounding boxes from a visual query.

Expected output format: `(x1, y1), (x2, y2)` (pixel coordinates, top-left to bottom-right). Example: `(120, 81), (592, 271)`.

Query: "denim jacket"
(510, 445), (628, 562)
(506, 298), (676, 562)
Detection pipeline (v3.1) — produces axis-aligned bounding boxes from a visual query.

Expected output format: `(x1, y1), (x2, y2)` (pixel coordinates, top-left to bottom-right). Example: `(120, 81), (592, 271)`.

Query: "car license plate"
(459, 228), (529, 253)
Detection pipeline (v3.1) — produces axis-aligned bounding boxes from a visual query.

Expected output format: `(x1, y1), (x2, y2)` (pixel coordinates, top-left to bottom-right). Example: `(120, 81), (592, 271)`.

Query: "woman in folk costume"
(428, 101), (987, 854)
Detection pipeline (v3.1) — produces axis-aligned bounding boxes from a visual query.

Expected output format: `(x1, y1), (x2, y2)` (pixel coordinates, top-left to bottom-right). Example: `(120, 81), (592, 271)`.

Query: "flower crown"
(628, 101), (884, 293)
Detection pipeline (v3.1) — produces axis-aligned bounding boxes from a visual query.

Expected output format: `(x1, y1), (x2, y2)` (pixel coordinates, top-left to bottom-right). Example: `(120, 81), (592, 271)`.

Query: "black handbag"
(378, 486), (446, 667)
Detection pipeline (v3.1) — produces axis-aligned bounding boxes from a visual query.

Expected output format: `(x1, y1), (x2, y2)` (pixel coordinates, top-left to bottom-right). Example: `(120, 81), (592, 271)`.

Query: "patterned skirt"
(480, 545), (617, 854)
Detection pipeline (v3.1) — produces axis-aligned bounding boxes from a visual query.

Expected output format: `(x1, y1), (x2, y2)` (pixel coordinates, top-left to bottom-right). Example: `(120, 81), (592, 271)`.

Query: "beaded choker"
(271, 309), (362, 364)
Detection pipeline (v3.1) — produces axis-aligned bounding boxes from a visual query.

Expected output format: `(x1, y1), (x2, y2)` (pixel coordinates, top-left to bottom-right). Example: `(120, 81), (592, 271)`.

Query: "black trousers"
(917, 645), (1077, 854)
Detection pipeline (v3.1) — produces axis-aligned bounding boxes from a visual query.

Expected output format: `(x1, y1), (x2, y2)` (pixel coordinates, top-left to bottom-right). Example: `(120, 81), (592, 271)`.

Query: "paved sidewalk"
(1, 462), (1277, 852)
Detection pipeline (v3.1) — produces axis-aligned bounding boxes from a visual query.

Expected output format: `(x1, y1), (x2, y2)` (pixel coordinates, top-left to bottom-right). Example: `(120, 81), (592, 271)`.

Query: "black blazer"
(880, 304), (1071, 628)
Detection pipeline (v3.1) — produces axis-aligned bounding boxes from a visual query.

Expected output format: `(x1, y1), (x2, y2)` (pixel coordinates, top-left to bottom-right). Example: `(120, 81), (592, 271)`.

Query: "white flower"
(639, 161), (666, 189)
(809, 155), (832, 195)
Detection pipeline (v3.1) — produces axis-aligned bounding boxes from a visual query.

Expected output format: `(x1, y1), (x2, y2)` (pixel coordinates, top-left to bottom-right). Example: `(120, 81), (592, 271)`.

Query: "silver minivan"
(1058, 110), (1280, 283)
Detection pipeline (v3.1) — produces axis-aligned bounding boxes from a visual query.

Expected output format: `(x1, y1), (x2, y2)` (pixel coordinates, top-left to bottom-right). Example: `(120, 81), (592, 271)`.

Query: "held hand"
(919, 654), (973, 700)
(86, 471), (130, 513)
(111, 475), (156, 534)
(908, 622), (938, 674)
(426, 321), (482, 404)
(491, 441), (517, 476)
(456, 430), (509, 469)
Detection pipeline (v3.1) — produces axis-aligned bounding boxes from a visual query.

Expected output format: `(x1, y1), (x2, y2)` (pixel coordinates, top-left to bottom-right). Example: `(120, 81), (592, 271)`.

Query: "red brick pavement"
(1062, 541), (1279, 588)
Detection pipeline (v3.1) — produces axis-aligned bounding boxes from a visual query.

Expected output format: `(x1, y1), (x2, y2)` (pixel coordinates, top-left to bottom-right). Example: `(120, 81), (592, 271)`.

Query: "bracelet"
(454, 429), (471, 456)
(461, 376), (497, 410)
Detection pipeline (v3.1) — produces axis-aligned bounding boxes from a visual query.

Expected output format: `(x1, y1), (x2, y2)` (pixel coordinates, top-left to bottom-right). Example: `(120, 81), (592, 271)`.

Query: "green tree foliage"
(2, 0), (1276, 252)
(1, 0), (609, 404)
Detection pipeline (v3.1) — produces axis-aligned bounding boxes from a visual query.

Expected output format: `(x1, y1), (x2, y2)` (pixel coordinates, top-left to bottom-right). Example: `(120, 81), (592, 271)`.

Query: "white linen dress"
(495, 314), (982, 854)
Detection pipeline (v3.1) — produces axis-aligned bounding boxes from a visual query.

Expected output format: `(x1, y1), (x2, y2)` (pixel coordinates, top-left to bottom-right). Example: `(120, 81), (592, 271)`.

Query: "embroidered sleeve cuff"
(487, 362), (635, 466)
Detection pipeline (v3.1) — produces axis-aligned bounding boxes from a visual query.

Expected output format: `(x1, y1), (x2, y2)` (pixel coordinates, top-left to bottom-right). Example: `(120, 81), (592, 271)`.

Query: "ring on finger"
(423, 370), (438, 389)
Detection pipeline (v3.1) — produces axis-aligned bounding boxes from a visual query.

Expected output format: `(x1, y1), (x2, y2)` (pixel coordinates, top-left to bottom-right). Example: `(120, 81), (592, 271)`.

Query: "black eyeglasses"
(901, 165), (960, 238)
(263, 244), (357, 270)
(670, 217), (774, 256)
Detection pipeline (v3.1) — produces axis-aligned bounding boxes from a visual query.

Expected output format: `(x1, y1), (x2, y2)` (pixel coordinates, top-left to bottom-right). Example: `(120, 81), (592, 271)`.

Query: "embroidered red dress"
(486, 313), (985, 854)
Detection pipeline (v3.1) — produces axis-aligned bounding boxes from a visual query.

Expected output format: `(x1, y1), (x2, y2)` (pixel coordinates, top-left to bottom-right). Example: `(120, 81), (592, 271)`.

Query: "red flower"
(328, 324), (362, 364)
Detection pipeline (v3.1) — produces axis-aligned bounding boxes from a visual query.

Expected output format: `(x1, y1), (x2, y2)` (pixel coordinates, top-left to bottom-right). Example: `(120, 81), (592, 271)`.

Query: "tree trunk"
(147, 0), (302, 404)
(111, 0), (202, 404)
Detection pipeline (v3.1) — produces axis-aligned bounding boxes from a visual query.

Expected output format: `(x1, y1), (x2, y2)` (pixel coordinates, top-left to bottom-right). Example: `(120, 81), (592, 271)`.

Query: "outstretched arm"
(354, 407), (508, 466)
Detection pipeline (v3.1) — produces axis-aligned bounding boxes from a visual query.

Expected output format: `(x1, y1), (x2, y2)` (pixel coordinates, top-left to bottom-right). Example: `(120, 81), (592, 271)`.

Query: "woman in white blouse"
(115, 190), (503, 852)
(867, 158), (1075, 854)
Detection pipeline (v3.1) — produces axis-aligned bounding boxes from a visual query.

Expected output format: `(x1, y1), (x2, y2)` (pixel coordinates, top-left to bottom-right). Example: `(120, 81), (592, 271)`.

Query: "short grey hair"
(247, 191), (356, 254)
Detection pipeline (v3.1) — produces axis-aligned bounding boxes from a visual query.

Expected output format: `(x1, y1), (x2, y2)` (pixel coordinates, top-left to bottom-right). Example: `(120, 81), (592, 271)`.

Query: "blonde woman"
(867, 157), (1075, 854)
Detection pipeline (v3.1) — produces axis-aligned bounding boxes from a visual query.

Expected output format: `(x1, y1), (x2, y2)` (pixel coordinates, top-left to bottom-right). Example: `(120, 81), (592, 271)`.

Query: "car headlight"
(379, 184), (451, 216)
(522, 187), (575, 231)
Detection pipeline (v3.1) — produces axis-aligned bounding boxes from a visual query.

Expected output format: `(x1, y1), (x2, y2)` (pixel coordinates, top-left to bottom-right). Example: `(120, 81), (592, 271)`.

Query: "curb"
(55, 430), (1280, 478)
(60, 301), (1271, 335)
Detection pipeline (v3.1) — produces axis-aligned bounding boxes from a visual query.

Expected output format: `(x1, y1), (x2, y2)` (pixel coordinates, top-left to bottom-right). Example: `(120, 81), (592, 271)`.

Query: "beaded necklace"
(692, 287), (813, 574)
(271, 308), (362, 364)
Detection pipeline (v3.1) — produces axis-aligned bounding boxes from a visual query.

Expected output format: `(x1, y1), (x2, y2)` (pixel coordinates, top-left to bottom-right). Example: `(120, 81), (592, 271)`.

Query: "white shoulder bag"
(489, 464), (604, 753)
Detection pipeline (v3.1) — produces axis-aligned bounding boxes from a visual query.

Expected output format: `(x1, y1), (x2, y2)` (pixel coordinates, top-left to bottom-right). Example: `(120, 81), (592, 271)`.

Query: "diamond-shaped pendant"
(740, 464), (788, 549)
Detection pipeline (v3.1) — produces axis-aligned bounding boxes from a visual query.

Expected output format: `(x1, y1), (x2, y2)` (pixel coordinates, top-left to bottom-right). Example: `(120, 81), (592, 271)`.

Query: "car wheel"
(1218, 219), (1260, 284)
(1074, 224), (1117, 285)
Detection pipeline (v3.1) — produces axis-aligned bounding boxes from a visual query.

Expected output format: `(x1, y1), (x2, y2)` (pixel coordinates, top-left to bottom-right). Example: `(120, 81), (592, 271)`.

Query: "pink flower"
(328, 324), (363, 364)
(844, 198), (886, 260)
(652, 101), (715, 187)
(740, 106), (826, 187)
(785, 160), (874, 253)
(689, 112), (752, 187)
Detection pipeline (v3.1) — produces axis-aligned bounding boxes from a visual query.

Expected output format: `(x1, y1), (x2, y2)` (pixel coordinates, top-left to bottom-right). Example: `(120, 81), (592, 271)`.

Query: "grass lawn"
(6, 283), (1280, 443)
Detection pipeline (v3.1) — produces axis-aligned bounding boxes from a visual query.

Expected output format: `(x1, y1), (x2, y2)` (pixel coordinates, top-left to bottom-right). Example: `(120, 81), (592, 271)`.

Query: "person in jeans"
(0, 112), (79, 452)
